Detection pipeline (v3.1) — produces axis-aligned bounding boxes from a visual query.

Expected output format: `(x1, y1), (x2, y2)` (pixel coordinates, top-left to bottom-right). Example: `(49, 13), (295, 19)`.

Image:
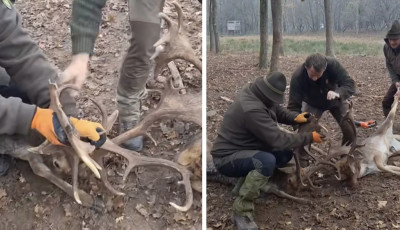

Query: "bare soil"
(206, 52), (400, 230)
(0, 0), (202, 229)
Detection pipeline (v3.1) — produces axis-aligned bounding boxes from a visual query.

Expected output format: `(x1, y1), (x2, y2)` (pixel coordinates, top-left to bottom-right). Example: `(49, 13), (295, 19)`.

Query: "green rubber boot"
(232, 170), (269, 230)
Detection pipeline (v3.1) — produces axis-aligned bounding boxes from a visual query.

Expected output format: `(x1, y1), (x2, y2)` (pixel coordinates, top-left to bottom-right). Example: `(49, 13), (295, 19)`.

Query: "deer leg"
(374, 155), (400, 176)
(261, 183), (311, 204)
(383, 165), (400, 172)
(26, 153), (105, 212)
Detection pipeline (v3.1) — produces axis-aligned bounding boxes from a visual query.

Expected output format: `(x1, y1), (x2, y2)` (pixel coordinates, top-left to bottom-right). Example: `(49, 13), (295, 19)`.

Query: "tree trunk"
(259, 0), (268, 69)
(324, 0), (334, 56)
(209, 0), (215, 52)
(355, 0), (360, 34)
(308, 0), (315, 31)
(270, 0), (282, 73)
(211, 0), (220, 53)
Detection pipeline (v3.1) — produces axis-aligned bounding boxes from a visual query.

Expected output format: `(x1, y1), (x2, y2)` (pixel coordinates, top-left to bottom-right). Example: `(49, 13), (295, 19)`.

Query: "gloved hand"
(61, 53), (90, 90)
(327, 91), (340, 100)
(312, 131), (324, 143)
(31, 107), (106, 147)
(294, 112), (310, 123)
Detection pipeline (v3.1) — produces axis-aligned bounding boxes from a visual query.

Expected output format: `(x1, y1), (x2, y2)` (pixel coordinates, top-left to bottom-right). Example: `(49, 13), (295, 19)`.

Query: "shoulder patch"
(2, 0), (12, 9)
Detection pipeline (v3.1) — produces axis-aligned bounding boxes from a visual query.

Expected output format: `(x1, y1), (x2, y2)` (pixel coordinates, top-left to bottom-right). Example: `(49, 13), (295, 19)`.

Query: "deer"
(285, 99), (361, 189)
(4, 2), (202, 213)
(290, 91), (400, 189)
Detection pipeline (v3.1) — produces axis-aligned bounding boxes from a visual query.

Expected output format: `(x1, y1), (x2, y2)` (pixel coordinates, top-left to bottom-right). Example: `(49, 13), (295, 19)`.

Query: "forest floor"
(206, 52), (400, 230)
(0, 0), (202, 229)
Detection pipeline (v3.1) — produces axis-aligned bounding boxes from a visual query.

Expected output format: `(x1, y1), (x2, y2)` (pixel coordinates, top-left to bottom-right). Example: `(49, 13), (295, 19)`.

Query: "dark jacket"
(211, 84), (313, 158)
(383, 39), (400, 83)
(0, 3), (76, 135)
(287, 57), (355, 113)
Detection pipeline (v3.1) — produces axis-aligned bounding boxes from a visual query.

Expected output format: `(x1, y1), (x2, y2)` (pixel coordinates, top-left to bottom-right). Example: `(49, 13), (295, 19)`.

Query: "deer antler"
(112, 79), (201, 145)
(150, 2), (202, 75)
(48, 82), (103, 204)
(84, 78), (199, 212)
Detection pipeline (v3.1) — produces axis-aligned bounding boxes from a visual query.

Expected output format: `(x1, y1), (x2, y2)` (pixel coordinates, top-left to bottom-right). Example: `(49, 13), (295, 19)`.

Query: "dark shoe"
(232, 214), (258, 230)
(0, 155), (10, 176)
(119, 120), (143, 152)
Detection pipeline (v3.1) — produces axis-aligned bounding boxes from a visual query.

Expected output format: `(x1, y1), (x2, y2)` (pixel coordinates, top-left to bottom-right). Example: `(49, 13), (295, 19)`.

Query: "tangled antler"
(150, 2), (202, 75)
(89, 78), (199, 211)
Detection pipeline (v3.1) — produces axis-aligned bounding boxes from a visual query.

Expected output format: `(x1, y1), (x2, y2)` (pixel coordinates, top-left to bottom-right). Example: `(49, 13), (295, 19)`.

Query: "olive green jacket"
(211, 84), (313, 158)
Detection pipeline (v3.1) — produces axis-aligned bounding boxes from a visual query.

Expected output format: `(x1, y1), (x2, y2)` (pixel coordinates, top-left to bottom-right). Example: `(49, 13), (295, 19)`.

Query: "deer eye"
(53, 160), (60, 169)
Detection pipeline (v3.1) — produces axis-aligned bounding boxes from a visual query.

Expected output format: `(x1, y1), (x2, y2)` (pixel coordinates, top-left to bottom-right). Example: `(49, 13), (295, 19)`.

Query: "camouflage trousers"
(117, 0), (165, 123)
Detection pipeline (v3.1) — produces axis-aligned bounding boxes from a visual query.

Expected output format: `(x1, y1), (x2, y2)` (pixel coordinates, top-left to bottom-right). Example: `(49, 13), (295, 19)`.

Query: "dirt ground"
(206, 52), (400, 229)
(0, 0), (202, 229)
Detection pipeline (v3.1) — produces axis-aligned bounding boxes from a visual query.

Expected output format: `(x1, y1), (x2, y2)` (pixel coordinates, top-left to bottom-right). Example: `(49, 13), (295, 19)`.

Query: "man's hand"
(31, 107), (106, 147)
(61, 53), (90, 90)
(327, 91), (340, 100)
(312, 131), (325, 143)
(294, 112), (310, 123)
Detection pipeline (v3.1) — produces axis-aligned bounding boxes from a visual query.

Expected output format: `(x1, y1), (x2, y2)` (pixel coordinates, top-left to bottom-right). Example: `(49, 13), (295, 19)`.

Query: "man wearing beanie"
(211, 72), (324, 230)
(382, 20), (400, 117)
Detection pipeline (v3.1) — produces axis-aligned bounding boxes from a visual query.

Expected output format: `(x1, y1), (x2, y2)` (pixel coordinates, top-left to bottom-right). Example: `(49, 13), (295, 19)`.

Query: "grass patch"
(213, 36), (382, 56)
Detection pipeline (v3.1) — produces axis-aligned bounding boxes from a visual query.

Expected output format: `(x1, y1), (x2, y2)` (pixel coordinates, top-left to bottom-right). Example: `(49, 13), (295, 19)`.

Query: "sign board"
(227, 20), (241, 31)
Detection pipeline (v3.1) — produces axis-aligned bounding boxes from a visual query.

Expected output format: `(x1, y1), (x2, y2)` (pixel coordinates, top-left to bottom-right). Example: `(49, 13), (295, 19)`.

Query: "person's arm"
(62, 0), (107, 89)
(244, 109), (313, 151)
(0, 4), (81, 137)
(275, 105), (298, 125)
(71, 0), (107, 55)
(384, 45), (400, 83)
(327, 58), (355, 100)
(0, 4), (67, 134)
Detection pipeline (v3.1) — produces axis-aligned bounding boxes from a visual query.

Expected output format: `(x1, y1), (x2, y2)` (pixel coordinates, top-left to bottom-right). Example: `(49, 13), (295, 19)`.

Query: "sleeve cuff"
(72, 35), (95, 55)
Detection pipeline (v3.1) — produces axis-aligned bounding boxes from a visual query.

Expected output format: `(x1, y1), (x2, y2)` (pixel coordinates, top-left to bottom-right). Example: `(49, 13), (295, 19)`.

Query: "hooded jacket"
(211, 83), (313, 158)
(287, 57), (355, 113)
(383, 39), (400, 83)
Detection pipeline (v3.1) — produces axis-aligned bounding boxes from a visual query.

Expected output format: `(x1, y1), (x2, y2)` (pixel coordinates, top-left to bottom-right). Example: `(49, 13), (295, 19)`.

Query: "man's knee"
(253, 152), (276, 177)
(273, 150), (293, 168)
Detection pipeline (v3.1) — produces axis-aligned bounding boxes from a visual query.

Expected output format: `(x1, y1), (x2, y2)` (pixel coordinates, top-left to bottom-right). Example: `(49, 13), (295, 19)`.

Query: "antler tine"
(101, 139), (193, 211)
(112, 85), (201, 145)
(71, 154), (82, 204)
(88, 98), (118, 133)
(293, 150), (307, 187)
(92, 150), (125, 196)
(172, 2), (183, 32)
(305, 164), (325, 188)
(49, 81), (101, 179)
(152, 3), (202, 75)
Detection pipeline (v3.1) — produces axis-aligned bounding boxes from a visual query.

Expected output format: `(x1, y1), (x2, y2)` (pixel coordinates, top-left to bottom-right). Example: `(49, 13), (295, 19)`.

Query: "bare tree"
(324, 0), (334, 56)
(355, 0), (360, 34)
(209, 0), (215, 52)
(210, 0), (220, 53)
(259, 0), (268, 69)
(270, 0), (283, 73)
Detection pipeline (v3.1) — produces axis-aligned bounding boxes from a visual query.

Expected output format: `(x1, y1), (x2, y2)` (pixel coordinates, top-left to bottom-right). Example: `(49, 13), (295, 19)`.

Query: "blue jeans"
(215, 150), (293, 178)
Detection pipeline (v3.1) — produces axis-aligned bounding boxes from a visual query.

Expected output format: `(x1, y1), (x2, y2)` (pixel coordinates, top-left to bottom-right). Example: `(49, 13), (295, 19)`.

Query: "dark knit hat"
(261, 71), (286, 104)
(386, 20), (400, 39)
